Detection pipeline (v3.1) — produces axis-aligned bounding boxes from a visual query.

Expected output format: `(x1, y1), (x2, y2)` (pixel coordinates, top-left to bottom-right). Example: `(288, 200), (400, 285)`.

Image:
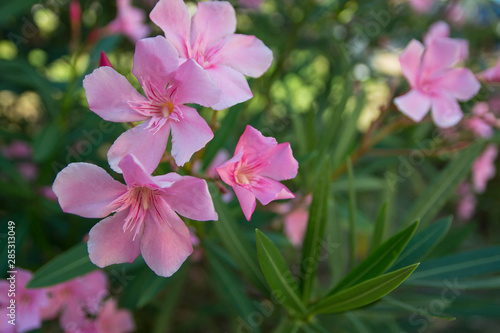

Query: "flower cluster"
(53, 0), (298, 278)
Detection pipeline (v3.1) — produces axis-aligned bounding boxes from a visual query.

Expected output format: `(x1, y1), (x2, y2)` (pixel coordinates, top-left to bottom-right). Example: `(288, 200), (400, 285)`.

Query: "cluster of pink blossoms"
(0, 269), (133, 333)
(53, 0), (298, 278)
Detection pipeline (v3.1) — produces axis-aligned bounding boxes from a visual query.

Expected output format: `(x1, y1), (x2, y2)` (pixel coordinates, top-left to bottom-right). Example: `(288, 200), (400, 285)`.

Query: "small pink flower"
(464, 102), (498, 139)
(95, 299), (135, 333)
(41, 270), (108, 321)
(271, 194), (312, 247)
(394, 37), (480, 128)
(216, 126), (298, 221)
(456, 182), (476, 221)
(423, 21), (468, 61)
(0, 269), (48, 333)
(150, 0), (273, 110)
(105, 0), (150, 42)
(1, 141), (32, 159)
(477, 59), (500, 84)
(408, 0), (433, 13)
(39, 186), (58, 201)
(83, 36), (221, 171)
(472, 144), (498, 193)
(53, 154), (217, 277)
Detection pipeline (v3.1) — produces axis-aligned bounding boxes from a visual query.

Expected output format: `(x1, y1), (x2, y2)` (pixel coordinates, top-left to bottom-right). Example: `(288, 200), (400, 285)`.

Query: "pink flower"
(478, 59), (500, 84)
(41, 270), (108, 321)
(216, 126), (298, 221)
(99, 51), (114, 68)
(464, 102), (498, 139)
(0, 269), (48, 333)
(95, 299), (135, 333)
(394, 38), (480, 128)
(105, 0), (150, 42)
(239, 0), (263, 9)
(53, 154), (217, 277)
(271, 194), (312, 246)
(472, 144), (498, 193)
(408, 0), (433, 13)
(150, 0), (273, 110)
(39, 186), (58, 201)
(423, 21), (468, 61)
(456, 182), (476, 221)
(83, 36), (221, 171)
(1, 141), (32, 159)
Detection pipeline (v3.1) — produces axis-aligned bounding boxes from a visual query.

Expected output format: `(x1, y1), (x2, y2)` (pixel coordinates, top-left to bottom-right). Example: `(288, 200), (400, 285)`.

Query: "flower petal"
(394, 89), (432, 123)
(215, 150), (243, 187)
(140, 202), (193, 277)
(431, 68), (480, 101)
(260, 143), (298, 181)
(118, 154), (155, 188)
(233, 185), (257, 221)
(88, 210), (141, 267)
(159, 175), (217, 221)
(218, 34), (273, 77)
(421, 38), (460, 80)
(108, 119), (170, 174)
(430, 92), (463, 128)
(173, 59), (221, 106)
(83, 67), (147, 123)
(170, 105), (213, 166)
(206, 65), (253, 110)
(235, 125), (277, 156)
(150, 0), (190, 57)
(133, 36), (179, 88)
(53, 163), (126, 218)
(251, 176), (295, 206)
(399, 39), (425, 87)
(423, 21), (450, 46)
(191, 1), (236, 49)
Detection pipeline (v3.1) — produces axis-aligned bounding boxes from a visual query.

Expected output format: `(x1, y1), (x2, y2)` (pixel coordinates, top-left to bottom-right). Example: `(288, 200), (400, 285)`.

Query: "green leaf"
(328, 221), (419, 295)
(404, 276), (500, 290)
(311, 264), (419, 314)
(347, 157), (356, 269)
(27, 243), (96, 288)
(33, 123), (61, 163)
(0, 0), (39, 25)
(255, 229), (308, 316)
(402, 140), (485, 227)
(383, 297), (456, 320)
(211, 184), (268, 294)
(390, 216), (451, 271)
(371, 201), (388, 251)
(405, 246), (500, 282)
(300, 158), (330, 302)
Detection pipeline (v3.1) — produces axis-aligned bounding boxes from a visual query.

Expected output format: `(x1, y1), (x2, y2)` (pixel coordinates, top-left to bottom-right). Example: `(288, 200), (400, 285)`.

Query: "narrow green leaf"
(402, 140), (485, 227)
(327, 197), (345, 287)
(311, 264), (419, 314)
(371, 201), (388, 251)
(347, 157), (356, 269)
(328, 221), (419, 295)
(383, 297), (456, 320)
(404, 276), (500, 290)
(345, 312), (373, 333)
(27, 243), (96, 288)
(211, 184), (268, 294)
(390, 216), (451, 271)
(300, 158), (330, 302)
(255, 229), (307, 316)
(406, 246), (500, 282)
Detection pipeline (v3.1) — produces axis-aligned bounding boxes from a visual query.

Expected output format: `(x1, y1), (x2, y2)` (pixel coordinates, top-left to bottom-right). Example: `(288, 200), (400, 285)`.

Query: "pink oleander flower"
(477, 59), (500, 84)
(456, 182), (476, 221)
(271, 194), (312, 247)
(394, 38), (480, 128)
(423, 21), (468, 61)
(41, 270), (108, 322)
(465, 102), (498, 139)
(0, 269), (48, 333)
(1, 141), (32, 159)
(216, 125), (298, 221)
(83, 35), (221, 171)
(472, 144), (498, 193)
(150, 0), (273, 110)
(53, 154), (217, 277)
(408, 0), (433, 13)
(105, 0), (150, 42)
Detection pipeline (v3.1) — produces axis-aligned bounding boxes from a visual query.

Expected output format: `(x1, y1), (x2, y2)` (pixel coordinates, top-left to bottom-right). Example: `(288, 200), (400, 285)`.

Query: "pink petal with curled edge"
(235, 125), (277, 156)
(251, 176), (295, 206)
(423, 21), (450, 46)
(140, 201), (193, 277)
(53, 163), (126, 218)
(233, 185), (257, 221)
(261, 143), (299, 181)
(431, 68), (480, 101)
(399, 39), (425, 87)
(191, 1), (236, 50)
(394, 89), (432, 123)
(133, 36), (179, 89)
(83, 66), (148, 123)
(150, 0), (190, 58)
(430, 92), (463, 128)
(96, 299), (135, 333)
(215, 150), (243, 187)
(118, 154), (156, 188)
(170, 105), (213, 166)
(173, 59), (221, 106)
(108, 119), (170, 174)
(88, 210), (142, 268)
(159, 175), (217, 221)
(205, 65), (253, 110)
(218, 34), (273, 78)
